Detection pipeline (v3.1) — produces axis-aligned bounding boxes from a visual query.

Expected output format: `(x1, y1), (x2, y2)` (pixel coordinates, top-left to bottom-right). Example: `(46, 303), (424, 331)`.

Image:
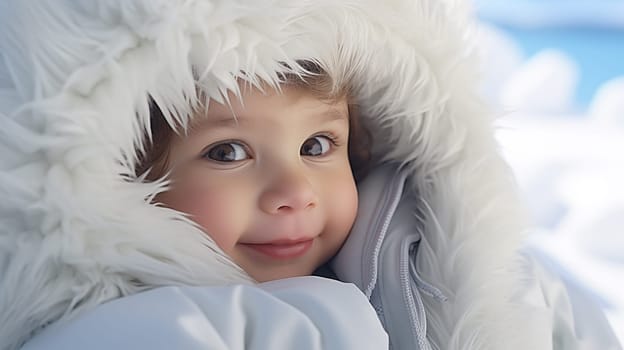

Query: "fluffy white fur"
(0, 0), (534, 348)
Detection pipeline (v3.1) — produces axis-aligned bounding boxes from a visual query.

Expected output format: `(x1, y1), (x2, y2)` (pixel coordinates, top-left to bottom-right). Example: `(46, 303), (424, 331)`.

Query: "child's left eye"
(300, 136), (333, 156)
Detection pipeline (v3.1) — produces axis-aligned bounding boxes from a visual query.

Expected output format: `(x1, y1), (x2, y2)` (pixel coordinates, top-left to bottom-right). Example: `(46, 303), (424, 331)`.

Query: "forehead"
(191, 85), (348, 129)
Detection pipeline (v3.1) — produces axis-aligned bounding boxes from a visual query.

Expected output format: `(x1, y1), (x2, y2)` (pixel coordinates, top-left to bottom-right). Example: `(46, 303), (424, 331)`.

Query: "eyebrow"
(189, 107), (348, 133)
(319, 107), (349, 123)
(187, 114), (244, 134)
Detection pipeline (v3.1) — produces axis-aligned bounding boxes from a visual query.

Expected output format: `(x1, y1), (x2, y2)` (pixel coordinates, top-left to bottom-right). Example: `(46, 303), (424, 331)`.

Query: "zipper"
(363, 169), (407, 298)
(405, 242), (447, 349)
(361, 165), (447, 349)
(401, 237), (431, 350)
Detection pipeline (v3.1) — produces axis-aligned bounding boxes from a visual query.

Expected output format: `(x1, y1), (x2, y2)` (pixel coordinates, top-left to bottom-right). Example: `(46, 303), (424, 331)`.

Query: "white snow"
(480, 23), (624, 343)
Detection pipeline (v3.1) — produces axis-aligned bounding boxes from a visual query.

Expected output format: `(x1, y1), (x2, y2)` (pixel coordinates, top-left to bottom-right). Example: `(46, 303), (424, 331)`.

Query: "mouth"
(241, 238), (314, 260)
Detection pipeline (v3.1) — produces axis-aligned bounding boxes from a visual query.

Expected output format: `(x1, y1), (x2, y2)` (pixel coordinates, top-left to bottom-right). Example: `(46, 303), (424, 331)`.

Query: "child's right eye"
(202, 142), (249, 162)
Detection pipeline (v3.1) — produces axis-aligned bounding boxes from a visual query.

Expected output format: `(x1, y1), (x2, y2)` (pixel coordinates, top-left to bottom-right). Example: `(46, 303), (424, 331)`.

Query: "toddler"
(138, 63), (366, 282)
(1, 1), (620, 349)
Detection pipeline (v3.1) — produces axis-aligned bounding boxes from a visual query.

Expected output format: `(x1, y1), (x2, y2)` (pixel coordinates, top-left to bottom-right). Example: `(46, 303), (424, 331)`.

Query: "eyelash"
(316, 132), (341, 147)
(200, 139), (251, 163)
(303, 133), (340, 158)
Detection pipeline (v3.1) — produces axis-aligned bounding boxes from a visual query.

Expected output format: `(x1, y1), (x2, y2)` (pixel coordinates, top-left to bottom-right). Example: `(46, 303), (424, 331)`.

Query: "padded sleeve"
(514, 251), (622, 350)
(21, 277), (388, 350)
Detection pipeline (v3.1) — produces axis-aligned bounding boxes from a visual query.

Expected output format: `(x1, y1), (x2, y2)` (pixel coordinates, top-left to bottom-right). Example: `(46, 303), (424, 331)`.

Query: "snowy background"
(475, 0), (624, 343)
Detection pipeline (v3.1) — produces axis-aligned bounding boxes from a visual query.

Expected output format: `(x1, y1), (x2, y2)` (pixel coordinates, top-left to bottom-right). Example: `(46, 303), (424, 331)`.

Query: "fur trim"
(1, 0), (534, 348)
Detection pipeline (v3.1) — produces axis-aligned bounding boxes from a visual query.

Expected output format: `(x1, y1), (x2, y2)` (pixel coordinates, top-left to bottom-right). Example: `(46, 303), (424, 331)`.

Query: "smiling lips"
(242, 238), (314, 260)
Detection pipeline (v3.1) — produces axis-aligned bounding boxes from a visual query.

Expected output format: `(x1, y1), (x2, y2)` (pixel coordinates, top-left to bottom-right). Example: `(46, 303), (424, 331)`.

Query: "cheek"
(160, 182), (249, 251)
(323, 171), (359, 238)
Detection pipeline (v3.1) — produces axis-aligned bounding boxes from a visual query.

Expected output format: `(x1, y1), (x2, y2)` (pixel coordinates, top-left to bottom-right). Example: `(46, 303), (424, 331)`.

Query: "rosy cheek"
(327, 172), (359, 237)
(168, 188), (243, 252)
(339, 182), (359, 231)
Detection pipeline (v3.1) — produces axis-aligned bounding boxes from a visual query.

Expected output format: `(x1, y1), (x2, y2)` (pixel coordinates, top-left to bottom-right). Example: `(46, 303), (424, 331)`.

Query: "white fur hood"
(0, 0), (532, 348)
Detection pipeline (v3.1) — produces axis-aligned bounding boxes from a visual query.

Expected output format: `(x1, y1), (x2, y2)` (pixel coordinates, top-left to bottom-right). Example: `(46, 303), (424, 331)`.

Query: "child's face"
(156, 85), (358, 282)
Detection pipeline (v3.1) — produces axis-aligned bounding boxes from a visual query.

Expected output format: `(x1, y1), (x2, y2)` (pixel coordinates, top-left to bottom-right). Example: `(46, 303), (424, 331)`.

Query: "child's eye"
(300, 136), (333, 157)
(203, 142), (249, 162)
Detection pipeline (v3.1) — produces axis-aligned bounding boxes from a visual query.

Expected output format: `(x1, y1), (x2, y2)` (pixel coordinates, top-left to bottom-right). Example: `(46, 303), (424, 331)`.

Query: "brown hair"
(136, 61), (371, 182)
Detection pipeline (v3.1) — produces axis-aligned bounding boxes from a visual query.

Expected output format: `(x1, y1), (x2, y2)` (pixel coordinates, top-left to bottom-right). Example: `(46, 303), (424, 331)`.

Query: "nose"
(258, 165), (319, 215)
